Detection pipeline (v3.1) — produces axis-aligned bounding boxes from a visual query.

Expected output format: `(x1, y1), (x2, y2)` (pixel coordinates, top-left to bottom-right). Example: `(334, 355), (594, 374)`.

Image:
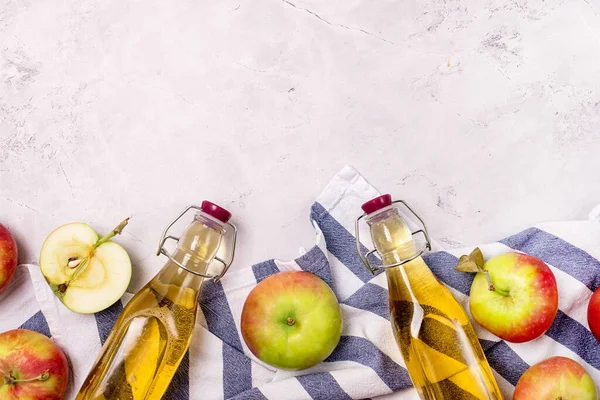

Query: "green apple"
(459, 250), (558, 343)
(514, 356), (597, 399)
(40, 219), (131, 314)
(241, 271), (342, 370)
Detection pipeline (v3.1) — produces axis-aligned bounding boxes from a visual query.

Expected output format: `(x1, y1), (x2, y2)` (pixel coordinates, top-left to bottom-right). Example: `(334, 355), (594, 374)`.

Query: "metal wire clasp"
(355, 200), (432, 274)
(156, 205), (238, 282)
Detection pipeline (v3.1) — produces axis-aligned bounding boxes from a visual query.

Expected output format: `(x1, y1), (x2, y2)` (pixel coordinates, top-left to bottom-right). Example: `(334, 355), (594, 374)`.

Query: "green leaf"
(455, 247), (486, 273)
(469, 247), (485, 269)
(456, 259), (480, 273)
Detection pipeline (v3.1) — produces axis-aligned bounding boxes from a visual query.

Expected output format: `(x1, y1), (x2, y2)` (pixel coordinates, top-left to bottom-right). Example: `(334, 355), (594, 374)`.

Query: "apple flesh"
(0, 223), (18, 294)
(514, 356), (597, 399)
(241, 271), (342, 370)
(40, 220), (132, 314)
(587, 287), (600, 342)
(0, 329), (69, 400)
(469, 252), (558, 343)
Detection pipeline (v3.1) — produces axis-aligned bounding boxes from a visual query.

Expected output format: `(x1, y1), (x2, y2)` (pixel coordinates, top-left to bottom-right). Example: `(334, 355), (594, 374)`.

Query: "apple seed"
(67, 258), (81, 268)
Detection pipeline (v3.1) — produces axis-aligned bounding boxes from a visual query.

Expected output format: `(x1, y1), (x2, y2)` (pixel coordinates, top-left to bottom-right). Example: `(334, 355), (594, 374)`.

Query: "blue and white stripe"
(3, 166), (600, 399)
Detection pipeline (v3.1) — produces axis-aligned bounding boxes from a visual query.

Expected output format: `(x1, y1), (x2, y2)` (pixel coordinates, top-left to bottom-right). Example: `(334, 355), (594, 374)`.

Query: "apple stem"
(483, 270), (510, 297)
(483, 270), (495, 291)
(95, 218), (131, 248)
(4, 370), (50, 384)
(286, 317), (295, 326)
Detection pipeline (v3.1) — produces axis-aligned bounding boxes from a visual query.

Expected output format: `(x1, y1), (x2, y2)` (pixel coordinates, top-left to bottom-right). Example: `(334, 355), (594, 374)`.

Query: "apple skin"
(0, 329), (69, 400)
(514, 356), (597, 399)
(241, 271), (342, 370)
(587, 287), (600, 342)
(469, 252), (558, 343)
(0, 223), (18, 294)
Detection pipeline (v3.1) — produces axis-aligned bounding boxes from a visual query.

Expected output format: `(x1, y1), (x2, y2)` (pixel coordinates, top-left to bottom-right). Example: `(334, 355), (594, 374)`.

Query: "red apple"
(0, 223), (18, 293)
(241, 271), (342, 370)
(587, 287), (600, 342)
(0, 329), (69, 399)
(514, 356), (597, 399)
(469, 252), (558, 343)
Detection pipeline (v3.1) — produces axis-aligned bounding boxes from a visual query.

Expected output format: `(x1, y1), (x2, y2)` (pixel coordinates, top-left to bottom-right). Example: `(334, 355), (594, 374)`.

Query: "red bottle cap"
(361, 194), (392, 215)
(201, 200), (232, 223)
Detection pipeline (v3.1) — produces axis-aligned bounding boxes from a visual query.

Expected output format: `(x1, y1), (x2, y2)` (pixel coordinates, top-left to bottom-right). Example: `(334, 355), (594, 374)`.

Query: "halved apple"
(40, 219), (132, 314)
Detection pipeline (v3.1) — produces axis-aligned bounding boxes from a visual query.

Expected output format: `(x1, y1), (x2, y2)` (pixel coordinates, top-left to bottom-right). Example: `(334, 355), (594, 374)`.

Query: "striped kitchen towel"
(3, 165), (600, 399)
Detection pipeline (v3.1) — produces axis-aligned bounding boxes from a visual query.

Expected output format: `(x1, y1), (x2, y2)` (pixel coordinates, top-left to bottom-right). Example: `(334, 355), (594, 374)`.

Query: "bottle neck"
(368, 207), (419, 267)
(155, 214), (224, 293)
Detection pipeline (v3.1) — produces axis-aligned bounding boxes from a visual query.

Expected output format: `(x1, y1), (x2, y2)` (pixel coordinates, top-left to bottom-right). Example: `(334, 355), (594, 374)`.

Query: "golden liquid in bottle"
(76, 217), (223, 400)
(369, 208), (503, 400)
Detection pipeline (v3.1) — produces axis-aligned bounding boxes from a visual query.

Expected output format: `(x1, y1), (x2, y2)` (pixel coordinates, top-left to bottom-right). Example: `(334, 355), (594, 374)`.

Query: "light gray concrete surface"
(1, 0), (600, 291)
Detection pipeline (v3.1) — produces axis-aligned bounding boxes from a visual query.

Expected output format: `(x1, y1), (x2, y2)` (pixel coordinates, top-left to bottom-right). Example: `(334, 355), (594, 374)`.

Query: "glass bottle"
(356, 194), (502, 400)
(76, 201), (237, 399)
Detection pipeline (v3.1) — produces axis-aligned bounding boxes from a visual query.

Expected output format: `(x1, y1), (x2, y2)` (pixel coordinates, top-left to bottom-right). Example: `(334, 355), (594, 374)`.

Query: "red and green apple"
(241, 271), (342, 370)
(458, 250), (558, 343)
(0, 223), (18, 294)
(514, 356), (596, 399)
(0, 329), (69, 400)
(587, 287), (600, 342)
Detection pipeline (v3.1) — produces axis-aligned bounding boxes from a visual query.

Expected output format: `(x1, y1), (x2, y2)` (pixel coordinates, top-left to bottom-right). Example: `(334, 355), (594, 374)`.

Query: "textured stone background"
(1, 0), (599, 290)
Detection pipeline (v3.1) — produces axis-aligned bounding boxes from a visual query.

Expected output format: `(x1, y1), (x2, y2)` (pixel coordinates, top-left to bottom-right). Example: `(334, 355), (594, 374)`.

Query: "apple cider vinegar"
(356, 195), (502, 400)
(76, 202), (237, 400)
